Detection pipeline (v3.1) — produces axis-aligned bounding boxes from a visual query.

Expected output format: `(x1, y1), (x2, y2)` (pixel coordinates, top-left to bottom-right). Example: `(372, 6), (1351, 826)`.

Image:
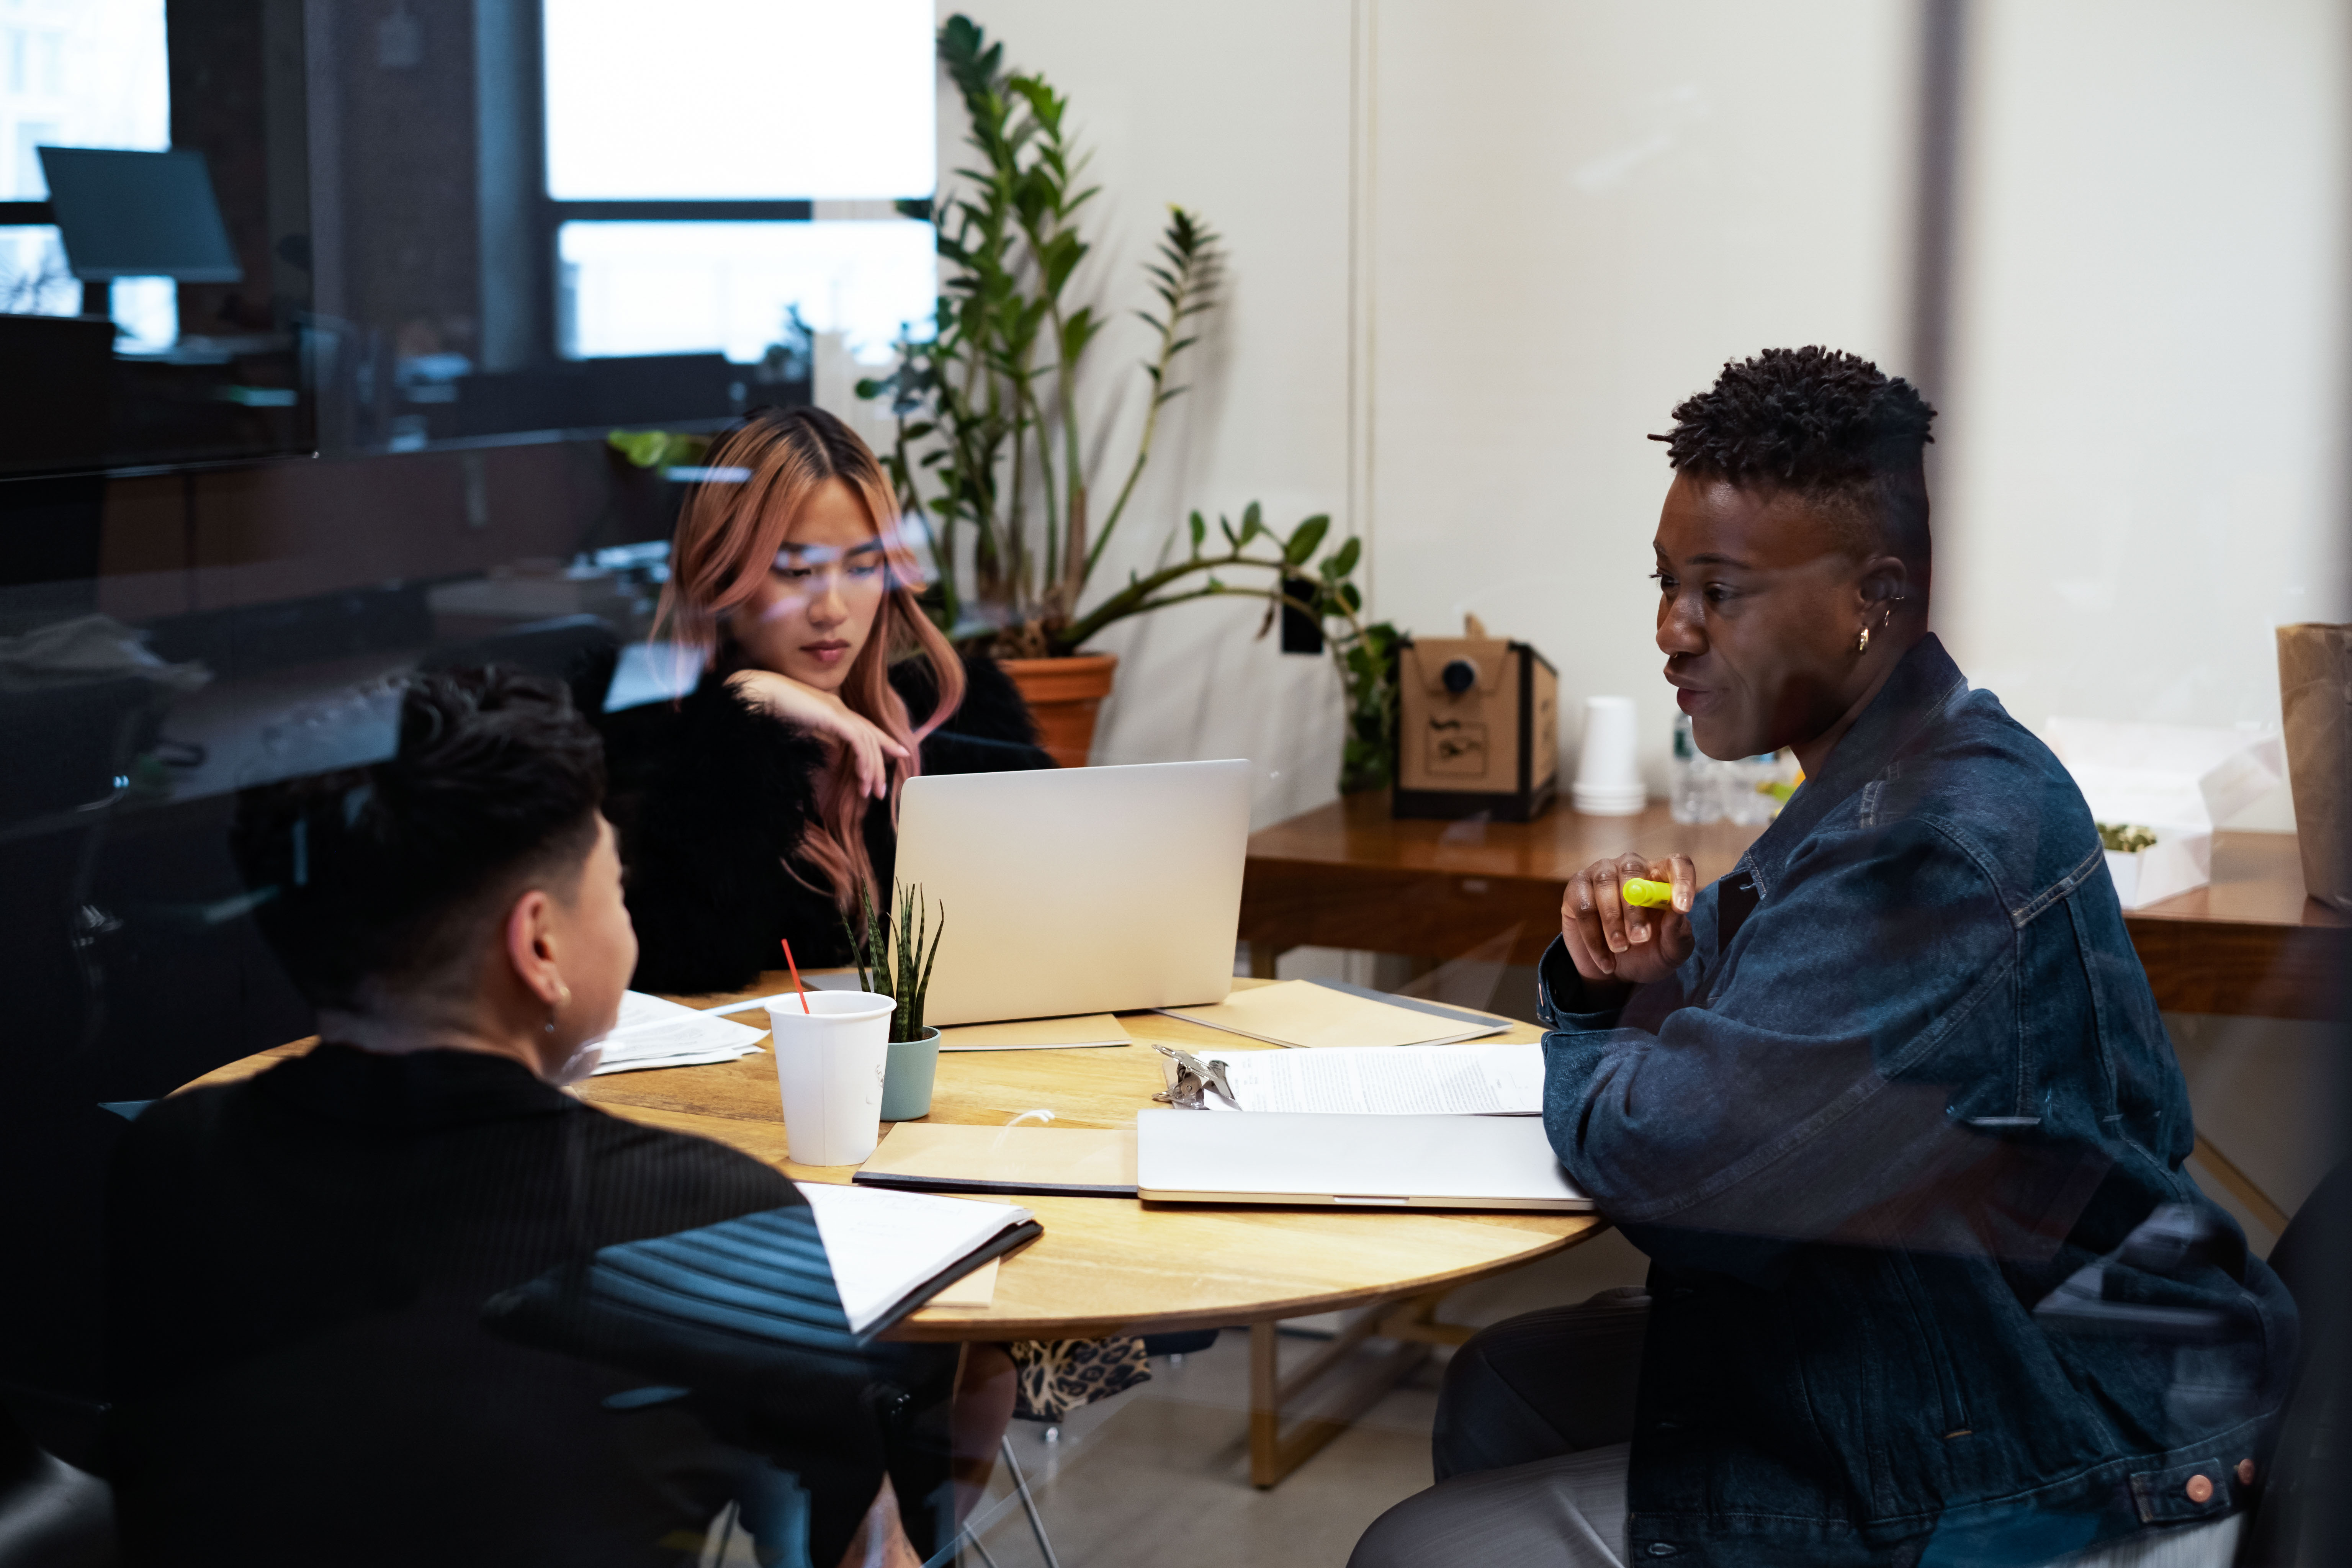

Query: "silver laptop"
(896, 759), (1252, 1026)
(1135, 1109), (1593, 1212)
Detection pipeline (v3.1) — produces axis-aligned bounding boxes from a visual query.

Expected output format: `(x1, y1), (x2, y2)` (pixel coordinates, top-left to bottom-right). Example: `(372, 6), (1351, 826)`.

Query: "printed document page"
(1204, 1043), (1544, 1116)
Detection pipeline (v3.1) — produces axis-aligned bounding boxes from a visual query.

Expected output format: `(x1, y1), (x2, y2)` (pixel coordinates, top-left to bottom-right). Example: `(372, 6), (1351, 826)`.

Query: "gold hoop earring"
(1857, 626), (1871, 655)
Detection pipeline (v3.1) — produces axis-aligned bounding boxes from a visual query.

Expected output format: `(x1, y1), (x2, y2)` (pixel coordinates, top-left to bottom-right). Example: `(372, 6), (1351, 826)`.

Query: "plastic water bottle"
(1725, 754), (1781, 826)
(1670, 715), (1716, 824)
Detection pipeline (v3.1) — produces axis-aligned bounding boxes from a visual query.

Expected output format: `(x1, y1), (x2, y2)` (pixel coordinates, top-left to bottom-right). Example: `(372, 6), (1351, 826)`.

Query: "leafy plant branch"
(859, 14), (1223, 652)
(1054, 501), (1401, 793)
(1086, 208), (1221, 587)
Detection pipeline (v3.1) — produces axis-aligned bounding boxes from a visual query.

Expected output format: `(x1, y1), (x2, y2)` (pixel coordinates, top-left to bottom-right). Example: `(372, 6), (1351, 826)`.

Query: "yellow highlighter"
(1622, 878), (1675, 909)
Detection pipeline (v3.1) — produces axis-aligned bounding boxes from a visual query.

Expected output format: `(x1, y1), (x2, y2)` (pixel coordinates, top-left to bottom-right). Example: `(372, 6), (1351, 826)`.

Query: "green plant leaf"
(1283, 514), (1330, 565)
(1060, 304), (1101, 364)
(1323, 536), (1361, 579)
(1189, 510), (1205, 554)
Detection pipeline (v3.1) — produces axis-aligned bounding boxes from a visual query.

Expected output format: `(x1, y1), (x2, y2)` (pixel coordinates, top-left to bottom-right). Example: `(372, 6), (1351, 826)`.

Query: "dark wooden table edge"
(1241, 855), (2349, 1023)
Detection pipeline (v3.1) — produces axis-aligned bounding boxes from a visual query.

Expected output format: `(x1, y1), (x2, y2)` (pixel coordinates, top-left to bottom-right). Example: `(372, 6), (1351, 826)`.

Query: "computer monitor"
(38, 147), (243, 282)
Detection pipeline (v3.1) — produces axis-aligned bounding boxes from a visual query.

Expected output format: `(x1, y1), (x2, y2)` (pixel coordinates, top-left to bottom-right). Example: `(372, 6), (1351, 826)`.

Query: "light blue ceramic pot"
(880, 1026), (942, 1121)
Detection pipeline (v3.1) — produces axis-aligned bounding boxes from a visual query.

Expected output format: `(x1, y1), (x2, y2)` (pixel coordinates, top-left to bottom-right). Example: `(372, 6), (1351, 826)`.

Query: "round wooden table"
(189, 975), (1601, 1485)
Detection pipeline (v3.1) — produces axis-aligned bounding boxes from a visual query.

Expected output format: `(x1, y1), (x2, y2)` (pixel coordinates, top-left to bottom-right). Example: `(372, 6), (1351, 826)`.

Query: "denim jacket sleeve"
(1539, 812), (2089, 1275)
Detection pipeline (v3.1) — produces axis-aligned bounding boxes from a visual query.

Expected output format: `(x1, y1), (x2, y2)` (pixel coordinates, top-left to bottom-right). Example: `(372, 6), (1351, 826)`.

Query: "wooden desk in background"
(1241, 794), (2347, 1023)
(188, 980), (1600, 1488)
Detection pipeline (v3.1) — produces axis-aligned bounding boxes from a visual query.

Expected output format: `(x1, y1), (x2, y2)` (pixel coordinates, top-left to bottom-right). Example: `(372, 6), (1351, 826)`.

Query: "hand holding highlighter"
(1560, 853), (1696, 989)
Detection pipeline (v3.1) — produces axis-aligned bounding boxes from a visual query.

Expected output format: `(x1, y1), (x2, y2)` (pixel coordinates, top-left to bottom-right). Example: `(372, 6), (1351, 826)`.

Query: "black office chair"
(0, 1407), (111, 1568)
(2238, 1159), (2351, 1565)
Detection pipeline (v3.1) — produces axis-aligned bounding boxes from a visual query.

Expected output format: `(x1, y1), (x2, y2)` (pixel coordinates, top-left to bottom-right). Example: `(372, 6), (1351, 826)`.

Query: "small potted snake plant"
(844, 882), (947, 1120)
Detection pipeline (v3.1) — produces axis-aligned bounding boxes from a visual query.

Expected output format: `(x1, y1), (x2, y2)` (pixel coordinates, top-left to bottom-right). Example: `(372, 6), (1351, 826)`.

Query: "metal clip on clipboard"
(1150, 1043), (1242, 1110)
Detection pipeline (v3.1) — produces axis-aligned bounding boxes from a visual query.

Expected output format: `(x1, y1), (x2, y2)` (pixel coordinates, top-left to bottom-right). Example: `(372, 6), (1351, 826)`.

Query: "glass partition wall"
(0, 0), (934, 1459)
(3, 6), (2344, 1567)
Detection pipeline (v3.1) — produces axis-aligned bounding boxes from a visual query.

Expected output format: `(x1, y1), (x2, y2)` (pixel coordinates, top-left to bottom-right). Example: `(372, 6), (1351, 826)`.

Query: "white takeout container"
(2045, 718), (2286, 910)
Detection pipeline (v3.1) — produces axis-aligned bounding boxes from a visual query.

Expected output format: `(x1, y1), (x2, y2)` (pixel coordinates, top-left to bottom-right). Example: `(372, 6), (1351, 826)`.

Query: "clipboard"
(852, 1123), (1139, 1199)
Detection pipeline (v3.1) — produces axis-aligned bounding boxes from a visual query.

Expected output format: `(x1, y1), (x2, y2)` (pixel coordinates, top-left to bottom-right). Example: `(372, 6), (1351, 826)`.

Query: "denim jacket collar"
(1735, 633), (1968, 901)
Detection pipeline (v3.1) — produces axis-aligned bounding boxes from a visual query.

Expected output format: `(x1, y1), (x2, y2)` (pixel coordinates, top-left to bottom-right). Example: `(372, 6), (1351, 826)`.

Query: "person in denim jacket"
(1353, 349), (2296, 1568)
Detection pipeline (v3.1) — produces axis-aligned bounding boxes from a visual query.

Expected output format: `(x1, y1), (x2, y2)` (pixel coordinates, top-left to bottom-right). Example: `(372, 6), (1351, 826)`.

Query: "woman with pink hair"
(618, 407), (1147, 1470)
(621, 405), (1050, 995)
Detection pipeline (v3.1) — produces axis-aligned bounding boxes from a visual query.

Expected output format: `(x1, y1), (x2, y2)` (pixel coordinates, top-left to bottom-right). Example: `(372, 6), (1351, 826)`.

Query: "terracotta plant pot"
(999, 653), (1117, 767)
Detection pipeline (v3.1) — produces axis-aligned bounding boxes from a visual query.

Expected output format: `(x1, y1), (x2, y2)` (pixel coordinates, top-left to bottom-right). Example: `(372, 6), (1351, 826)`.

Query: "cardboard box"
(1394, 634), (1558, 821)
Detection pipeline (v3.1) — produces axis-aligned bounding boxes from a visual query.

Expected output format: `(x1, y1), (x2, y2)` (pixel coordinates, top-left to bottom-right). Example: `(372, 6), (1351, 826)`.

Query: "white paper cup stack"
(767, 990), (895, 1166)
(1572, 695), (1648, 816)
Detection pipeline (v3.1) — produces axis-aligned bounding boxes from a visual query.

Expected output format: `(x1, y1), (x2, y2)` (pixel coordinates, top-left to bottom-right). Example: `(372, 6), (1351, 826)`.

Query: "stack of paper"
(588, 991), (767, 1075)
(1160, 979), (1510, 1050)
(1202, 1043), (1543, 1116)
(797, 1183), (1037, 1334)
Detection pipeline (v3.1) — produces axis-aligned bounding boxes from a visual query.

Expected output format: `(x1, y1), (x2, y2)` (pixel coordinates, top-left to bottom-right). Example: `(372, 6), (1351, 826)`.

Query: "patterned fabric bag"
(1006, 1336), (1151, 1422)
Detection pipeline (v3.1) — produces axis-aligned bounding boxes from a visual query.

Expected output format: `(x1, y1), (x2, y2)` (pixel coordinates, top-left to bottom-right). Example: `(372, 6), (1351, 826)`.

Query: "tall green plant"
(842, 882), (947, 1042)
(859, 14), (1222, 654)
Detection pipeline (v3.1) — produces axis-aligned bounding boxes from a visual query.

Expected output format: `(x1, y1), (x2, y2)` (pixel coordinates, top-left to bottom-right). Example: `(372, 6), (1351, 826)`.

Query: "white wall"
(1362, 0), (1915, 800)
(1937, 0), (2352, 832)
(882, 2), (2350, 834)
(873, 0), (1359, 828)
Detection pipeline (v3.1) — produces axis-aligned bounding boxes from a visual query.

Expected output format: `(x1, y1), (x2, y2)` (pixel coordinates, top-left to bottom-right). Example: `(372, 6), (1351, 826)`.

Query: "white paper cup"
(1572, 695), (1647, 815)
(766, 991), (895, 1166)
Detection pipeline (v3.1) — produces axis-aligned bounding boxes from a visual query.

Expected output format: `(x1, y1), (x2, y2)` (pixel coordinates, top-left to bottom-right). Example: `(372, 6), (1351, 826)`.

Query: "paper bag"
(2277, 623), (2351, 912)
(2045, 717), (2287, 910)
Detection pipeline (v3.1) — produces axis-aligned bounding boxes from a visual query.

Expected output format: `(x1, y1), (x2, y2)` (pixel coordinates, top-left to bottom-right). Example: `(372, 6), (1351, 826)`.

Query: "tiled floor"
(952, 1225), (1653, 1568)
(697, 1225), (1649, 1567)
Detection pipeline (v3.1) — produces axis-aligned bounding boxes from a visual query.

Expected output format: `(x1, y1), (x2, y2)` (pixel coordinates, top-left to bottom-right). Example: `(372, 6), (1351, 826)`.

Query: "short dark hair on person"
(1654, 347), (1937, 566)
(231, 667), (607, 1010)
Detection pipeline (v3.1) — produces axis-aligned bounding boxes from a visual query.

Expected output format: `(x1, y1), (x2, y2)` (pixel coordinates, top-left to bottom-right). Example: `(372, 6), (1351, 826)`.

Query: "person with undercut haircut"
(106, 669), (958, 1568)
(1351, 349), (2294, 1568)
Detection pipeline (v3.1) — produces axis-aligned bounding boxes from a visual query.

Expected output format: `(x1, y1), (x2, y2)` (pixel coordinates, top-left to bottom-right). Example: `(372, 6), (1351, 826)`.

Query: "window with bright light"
(0, 0), (170, 334)
(543, 0), (935, 201)
(540, 0), (937, 366)
(559, 219), (934, 364)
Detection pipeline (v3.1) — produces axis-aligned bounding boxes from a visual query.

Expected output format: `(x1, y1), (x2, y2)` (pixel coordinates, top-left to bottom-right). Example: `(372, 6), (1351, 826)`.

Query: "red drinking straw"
(780, 938), (811, 1012)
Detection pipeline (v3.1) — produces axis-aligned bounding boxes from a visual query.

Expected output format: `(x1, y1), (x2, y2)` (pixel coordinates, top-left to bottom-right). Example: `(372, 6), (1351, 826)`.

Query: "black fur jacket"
(617, 652), (1051, 994)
